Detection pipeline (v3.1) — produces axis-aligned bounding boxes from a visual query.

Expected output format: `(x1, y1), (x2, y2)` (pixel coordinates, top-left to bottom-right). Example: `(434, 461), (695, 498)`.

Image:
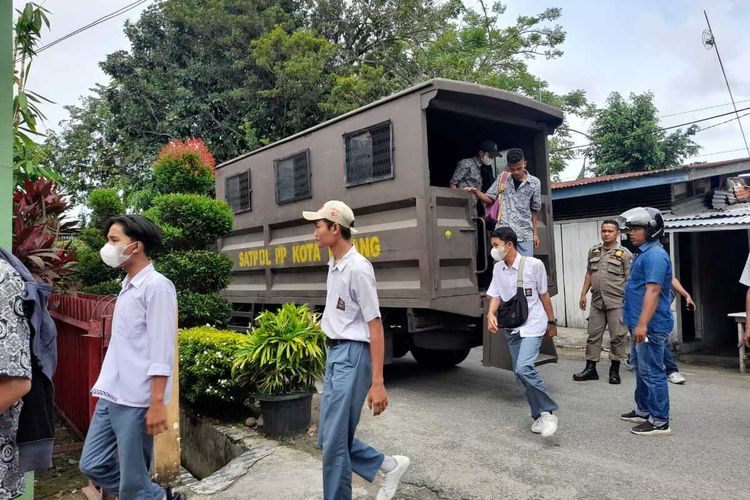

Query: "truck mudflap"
(480, 297), (558, 370)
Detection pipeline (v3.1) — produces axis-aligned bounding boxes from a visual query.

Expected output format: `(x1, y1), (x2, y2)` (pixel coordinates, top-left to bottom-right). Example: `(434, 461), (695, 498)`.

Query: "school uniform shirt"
(321, 246), (381, 342)
(487, 254), (549, 337)
(91, 264), (178, 408)
(739, 253), (750, 287)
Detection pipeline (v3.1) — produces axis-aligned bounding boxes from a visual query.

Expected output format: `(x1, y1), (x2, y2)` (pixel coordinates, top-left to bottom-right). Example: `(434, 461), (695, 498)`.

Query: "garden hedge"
(146, 194), (233, 250)
(177, 290), (232, 328)
(155, 251), (232, 294)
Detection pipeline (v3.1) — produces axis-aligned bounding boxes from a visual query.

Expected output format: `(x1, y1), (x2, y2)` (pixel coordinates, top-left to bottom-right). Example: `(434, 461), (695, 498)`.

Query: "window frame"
(343, 120), (394, 188)
(225, 169), (252, 214)
(274, 149), (313, 205)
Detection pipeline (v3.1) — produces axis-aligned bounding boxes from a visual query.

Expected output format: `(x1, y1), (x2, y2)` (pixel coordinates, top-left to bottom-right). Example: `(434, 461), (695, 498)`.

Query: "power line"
(660, 97), (750, 119)
(685, 147), (749, 159)
(14, 0), (151, 63)
(698, 111), (750, 133)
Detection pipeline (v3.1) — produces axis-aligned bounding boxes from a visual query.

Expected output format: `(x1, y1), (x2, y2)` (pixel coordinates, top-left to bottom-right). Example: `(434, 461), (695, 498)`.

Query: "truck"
(215, 79), (562, 370)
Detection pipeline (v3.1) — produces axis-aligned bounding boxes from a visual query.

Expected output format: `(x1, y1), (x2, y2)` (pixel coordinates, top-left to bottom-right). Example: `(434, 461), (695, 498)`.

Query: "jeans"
(79, 400), (164, 499)
(663, 347), (678, 375)
(318, 341), (384, 500)
(516, 239), (534, 257)
(505, 331), (558, 418)
(630, 331), (670, 425)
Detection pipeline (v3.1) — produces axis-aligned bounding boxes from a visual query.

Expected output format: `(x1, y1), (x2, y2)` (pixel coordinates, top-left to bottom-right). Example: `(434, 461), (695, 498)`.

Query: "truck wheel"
(411, 347), (470, 368)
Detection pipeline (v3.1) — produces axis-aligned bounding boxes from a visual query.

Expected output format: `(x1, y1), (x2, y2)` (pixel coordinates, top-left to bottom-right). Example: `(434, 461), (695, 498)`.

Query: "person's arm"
(144, 281), (178, 436)
(539, 292), (558, 338)
(579, 271), (592, 310)
(487, 297), (502, 333)
(450, 183), (458, 189)
(671, 276), (694, 308)
(633, 283), (661, 343)
(449, 162), (465, 190)
(745, 289), (750, 347)
(532, 211), (540, 248)
(0, 376), (31, 414)
(464, 186), (494, 205)
(367, 318), (388, 416)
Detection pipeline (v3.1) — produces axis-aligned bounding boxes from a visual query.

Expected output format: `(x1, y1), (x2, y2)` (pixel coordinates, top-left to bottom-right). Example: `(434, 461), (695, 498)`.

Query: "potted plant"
(232, 303), (327, 437)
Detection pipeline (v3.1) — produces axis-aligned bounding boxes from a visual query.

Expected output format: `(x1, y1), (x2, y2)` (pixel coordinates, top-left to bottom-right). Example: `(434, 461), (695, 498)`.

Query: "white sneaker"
(531, 417), (543, 434)
(377, 455), (411, 500)
(668, 372), (686, 384)
(539, 411), (558, 438)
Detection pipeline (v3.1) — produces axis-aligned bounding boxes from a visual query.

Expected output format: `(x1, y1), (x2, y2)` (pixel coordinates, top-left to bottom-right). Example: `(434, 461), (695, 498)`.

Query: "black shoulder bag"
(497, 256), (529, 329)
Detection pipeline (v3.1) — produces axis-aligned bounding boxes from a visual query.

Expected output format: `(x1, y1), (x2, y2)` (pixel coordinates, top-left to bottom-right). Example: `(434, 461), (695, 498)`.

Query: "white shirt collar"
(122, 263), (155, 289)
(330, 246), (357, 272)
(501, 254), (523, 272)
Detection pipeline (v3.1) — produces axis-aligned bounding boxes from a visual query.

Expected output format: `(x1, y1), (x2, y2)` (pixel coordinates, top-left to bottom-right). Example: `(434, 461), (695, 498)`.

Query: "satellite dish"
(702, 29), (715, 49)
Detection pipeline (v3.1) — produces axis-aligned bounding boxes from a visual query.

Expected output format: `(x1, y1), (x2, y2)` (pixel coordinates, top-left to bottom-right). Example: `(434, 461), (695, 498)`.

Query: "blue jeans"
(505, 331), (558, 418)
(318, 341), (384, 500)
(630, 331), (670, 425)
(516, 239), (533, 256)
(79, 400), (164, 499)
(663, 347), (678, 375)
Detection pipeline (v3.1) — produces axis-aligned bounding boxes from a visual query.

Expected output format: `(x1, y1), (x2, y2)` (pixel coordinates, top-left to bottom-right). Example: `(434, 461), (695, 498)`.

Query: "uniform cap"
(303, 200), (358, 233)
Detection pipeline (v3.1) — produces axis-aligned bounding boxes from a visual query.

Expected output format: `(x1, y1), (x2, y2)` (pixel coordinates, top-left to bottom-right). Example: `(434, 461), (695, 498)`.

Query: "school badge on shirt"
(336, 297), (346, 311)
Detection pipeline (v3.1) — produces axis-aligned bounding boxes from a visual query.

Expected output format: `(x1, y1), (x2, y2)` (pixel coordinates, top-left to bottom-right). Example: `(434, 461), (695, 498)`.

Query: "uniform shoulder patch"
(614, 249), (624, 259)
(591, 246), (602, 255)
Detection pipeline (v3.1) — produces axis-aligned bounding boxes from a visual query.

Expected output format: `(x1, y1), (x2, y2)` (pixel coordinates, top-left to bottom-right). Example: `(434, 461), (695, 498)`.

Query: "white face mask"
(481, 155), (494, 166)
(100, 242), (136, 268)
(490, 245), (508, 262)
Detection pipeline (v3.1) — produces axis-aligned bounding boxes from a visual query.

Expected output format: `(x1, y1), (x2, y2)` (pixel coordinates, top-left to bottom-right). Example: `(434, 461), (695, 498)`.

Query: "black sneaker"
(630, 420), (672, 436)
(620, 410), (648, 423)
(166, 487), (185, 500)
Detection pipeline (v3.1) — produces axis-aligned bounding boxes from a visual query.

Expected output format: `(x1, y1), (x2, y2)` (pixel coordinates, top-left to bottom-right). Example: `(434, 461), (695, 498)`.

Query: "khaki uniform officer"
(574, 220), (632, 384)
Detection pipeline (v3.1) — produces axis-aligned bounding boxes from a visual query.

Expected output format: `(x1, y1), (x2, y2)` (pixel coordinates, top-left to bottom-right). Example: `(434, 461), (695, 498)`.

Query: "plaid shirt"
(486, 172), (542, 242)
(450, 157), (493, 204)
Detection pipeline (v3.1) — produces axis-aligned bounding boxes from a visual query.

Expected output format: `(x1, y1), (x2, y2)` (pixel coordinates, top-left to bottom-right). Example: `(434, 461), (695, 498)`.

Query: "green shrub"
(88, 188), (124, 230)
(177, 290), (232, 328)
(153, 155), (215, 196)
(78, 227), (106, 251)
(179, 326), (248, 409)
(74, 244), (124, 286)
(80, 280), (121, 295)
(147, 194), (233, 250)
(126, 188), (158, 212)
(155, 251), (233, 294)
(233, 303), (326, 396)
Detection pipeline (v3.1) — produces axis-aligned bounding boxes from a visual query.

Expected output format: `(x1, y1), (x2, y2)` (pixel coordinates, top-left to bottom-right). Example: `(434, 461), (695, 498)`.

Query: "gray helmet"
(618, 207), (665, 241)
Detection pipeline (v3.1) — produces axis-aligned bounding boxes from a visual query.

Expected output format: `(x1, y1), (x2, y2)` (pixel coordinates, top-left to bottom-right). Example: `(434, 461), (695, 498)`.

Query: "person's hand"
(533, 233), (540, 248)
(685, 295), (695, 310)
(546, 324), (558, 338)
(146, 402), (168, 436)
(633, 324), (648, 344)
(488, 313), (498, 334)
(579, 294), (587, 311)
(463, 186), (477, 194)
(367, 383), (388, 416)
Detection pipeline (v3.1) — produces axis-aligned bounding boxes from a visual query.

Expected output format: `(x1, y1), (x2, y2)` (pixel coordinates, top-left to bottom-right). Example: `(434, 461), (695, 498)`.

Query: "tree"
(586, 92), (700, 176)
(47, 0), (589, 196)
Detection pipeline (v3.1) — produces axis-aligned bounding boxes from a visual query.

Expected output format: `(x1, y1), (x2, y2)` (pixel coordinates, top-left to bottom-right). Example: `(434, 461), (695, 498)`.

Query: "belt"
(326, 338), (360, 347)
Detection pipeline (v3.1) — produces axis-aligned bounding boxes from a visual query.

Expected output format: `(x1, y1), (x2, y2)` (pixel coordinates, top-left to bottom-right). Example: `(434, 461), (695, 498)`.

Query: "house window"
(344, 121), (393, 186)
(226, 170), (251, 213)
(275, 150), (312, 205)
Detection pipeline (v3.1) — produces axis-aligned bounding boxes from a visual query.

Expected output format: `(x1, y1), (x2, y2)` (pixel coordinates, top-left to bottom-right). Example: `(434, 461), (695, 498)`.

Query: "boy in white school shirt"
(302, 201), (410, 500)
(79, 215), (183, 500)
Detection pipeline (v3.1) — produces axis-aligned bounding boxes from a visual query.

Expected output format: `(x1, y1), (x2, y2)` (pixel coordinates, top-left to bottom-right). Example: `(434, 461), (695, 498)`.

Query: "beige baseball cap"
(302, 200), (358, 233)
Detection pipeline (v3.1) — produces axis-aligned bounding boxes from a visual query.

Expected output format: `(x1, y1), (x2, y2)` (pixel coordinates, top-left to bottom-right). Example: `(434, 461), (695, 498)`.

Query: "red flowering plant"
(153, 138), (217, 196)
(12, 178), (78, 291)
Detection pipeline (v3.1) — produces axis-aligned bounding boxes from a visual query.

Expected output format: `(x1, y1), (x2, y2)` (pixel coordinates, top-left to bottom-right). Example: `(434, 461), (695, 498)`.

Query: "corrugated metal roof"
(552, 158), (750, 190)
(665, 204), (750, 230)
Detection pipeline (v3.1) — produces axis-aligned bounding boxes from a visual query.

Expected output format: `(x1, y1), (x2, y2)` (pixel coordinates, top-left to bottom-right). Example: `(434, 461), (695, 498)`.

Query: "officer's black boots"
(609, 361), (621, 384)
(573, 360), (599, 381)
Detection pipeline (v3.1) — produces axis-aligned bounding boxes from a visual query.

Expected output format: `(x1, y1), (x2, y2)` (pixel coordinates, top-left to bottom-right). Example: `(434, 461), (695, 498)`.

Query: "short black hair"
(602, 219), (620, 230)
(324, 219), (352, 240)
(489, 227), (518, 248)
(506, 148), (525, 164)
(104, 215), (163, 257)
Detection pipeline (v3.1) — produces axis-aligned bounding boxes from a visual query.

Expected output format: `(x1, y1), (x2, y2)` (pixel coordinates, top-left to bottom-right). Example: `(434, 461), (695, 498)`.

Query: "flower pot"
(254, 392), (314, 437)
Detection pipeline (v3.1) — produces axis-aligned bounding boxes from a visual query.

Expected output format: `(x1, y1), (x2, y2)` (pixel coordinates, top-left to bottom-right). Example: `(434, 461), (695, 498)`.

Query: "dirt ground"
(34, 416), (88, 499)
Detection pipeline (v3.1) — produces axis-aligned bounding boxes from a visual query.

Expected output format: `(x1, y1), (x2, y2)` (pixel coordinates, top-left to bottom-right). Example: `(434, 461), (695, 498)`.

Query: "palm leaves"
(232, 303), (327, 396)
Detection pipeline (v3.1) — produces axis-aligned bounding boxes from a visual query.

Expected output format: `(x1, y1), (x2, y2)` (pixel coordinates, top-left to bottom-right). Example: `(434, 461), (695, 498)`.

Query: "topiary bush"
(88, 188), (124, 230)
(74, 244), (124, 286)
(155, 251), (233, 294)
(153, 139), (216, 196)
(78, 227), (106, 251)
(146, 194), (233, 250)
(179, 326), (248, 410)
(177, 290), (232, 328)
(80, 280), (122, 296)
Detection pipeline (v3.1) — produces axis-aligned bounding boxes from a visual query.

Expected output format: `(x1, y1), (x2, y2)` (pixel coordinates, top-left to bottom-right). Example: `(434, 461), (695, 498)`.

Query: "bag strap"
(516, 256), (526, 288)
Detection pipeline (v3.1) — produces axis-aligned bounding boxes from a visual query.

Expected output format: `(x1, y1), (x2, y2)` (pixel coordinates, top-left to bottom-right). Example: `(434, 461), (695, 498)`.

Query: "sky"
(16, 0), (750, 181)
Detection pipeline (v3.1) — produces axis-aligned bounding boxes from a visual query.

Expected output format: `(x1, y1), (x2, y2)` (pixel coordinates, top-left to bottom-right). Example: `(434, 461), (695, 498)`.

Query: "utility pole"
(1, 0), (12, 250)
(703, 10), (750, 157)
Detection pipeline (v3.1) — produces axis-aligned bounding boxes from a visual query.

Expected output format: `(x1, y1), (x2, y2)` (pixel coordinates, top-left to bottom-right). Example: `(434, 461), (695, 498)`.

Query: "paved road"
(354, 348), (750, 500)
